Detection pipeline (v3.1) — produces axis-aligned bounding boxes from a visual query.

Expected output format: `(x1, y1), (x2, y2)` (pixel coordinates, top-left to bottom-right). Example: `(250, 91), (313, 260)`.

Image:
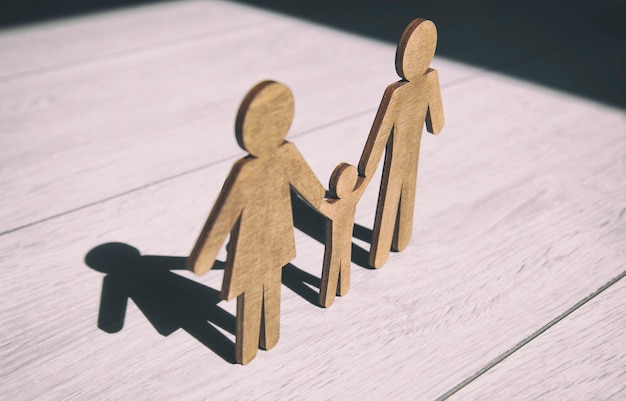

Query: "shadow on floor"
(285, 192), (377, 305)
(281, 263), (321, 307)
(291, 190), (374, 270)
(0, 0), (170, 28)
(3, 1), (624, 107)
(85, 242), (236, 363)
(234, 0), (626, 108)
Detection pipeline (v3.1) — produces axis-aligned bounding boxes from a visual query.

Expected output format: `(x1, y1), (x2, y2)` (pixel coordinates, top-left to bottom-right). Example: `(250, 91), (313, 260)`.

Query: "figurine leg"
(259, 268), (281, 350)
(320, 221), (340, 308)
(370, 184), (401, 269)
(235, 285), (263, 365)
(336, 227), (352, 297)
(337, 257), (350, 297)
(370, 137), (403, 268)
(392, 142), (420, 252)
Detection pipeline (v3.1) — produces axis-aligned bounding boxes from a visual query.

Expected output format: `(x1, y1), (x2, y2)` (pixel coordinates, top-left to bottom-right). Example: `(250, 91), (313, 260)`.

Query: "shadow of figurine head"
(395, 18), (437, 81)
(235, 80), (294, 158)
(85, 242), (141, 274)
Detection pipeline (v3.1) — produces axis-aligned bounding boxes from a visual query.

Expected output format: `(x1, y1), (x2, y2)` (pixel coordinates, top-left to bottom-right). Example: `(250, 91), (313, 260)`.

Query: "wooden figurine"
(358, 18), (444, 268)
(318, 163), (366, 308)
(187, 80), (326, 365)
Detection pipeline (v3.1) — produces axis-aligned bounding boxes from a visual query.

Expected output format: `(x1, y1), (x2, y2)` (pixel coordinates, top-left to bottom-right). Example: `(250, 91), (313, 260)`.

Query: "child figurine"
(319, 163), (366, 308)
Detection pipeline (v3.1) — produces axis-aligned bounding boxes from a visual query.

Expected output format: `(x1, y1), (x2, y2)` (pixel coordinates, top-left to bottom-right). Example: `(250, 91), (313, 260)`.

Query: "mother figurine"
(187, 80), (325, 365)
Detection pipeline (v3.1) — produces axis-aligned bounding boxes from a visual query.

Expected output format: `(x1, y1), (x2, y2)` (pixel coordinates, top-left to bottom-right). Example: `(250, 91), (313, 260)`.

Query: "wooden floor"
(1, 1), (624, 399)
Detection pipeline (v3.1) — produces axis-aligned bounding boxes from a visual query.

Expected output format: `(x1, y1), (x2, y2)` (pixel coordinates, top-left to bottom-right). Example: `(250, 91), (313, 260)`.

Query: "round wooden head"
(395, 18), (437, 81)
(329, 163), (358, 199)
(235, 80), (295, 157)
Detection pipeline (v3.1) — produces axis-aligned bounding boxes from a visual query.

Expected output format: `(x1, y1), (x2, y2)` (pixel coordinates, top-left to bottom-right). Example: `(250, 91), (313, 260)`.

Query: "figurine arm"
(425, 68), (444, 135)
(98, 274), (128, 333)
(319, 199), (338, 220)
(353, 175), (369, 198)
(282, 141), (326, 213)
(321, 172), (367, 221)
(187, 161), (245, 275)
(358, 83), (400, 180)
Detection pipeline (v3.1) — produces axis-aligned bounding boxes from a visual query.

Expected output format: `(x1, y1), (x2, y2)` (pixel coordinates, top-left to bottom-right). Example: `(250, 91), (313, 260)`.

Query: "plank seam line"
(434, 268), (626, 401)
(0, 155), (235, 237)
(0, 108), (375, 237)
(0, 29), (589, 237)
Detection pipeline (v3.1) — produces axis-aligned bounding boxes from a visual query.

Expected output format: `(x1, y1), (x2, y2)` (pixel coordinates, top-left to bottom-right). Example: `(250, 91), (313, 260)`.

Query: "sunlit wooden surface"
(1, 1), (624, 399)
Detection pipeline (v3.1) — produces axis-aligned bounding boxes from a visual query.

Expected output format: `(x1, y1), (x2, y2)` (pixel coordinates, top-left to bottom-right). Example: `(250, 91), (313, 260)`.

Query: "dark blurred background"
(0, 0), (169, 27)
(2, 0), (625, 107)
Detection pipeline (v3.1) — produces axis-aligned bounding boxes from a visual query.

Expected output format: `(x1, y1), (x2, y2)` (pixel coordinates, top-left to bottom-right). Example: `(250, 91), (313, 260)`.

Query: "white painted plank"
(1, 2), (625, 400)
(1, 71), (624, 399)
(0, 1), (267, 79)
(0, 4), (477, 233)
(447, 277), (626, 401)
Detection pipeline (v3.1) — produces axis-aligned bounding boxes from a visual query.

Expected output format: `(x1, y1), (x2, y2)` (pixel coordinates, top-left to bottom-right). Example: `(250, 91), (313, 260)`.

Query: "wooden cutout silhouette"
(187, 80), (325, 365)
(318, 163), (366, 308)
(358, 18), (444, 268)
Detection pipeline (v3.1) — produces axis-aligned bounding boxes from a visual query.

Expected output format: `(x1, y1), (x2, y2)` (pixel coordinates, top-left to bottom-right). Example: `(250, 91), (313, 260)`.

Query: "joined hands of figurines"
(187, 17), (444, 364)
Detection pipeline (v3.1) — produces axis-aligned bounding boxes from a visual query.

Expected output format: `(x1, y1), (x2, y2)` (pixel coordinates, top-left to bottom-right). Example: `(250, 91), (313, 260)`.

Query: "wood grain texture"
(0, 1), (267, 79)
(1, 71), (623, 398)
(0, 1), (625, 399)
(358, 18), (444, 268)
(319, 163), (364, 307)
(0, 4), (425, 233)
(188, 81), (325, 364)
(447, 275), (626, 400)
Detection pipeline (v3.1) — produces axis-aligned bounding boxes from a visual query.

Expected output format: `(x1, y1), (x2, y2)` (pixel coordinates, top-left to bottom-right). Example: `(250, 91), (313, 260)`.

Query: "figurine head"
(235, 80), (295, 158)
(395, 18), (438, 81)
(329, 163), (359, 199)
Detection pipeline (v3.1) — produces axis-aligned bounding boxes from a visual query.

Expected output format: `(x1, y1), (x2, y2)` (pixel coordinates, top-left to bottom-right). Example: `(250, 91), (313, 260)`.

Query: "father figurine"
(358, 18), (445, 268)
